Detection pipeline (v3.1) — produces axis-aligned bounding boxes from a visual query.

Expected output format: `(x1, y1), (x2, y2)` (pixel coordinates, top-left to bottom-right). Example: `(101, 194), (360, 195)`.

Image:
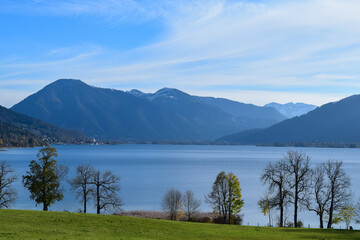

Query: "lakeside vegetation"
(1, 146), (360, 234)
(0, 209), (360, 240)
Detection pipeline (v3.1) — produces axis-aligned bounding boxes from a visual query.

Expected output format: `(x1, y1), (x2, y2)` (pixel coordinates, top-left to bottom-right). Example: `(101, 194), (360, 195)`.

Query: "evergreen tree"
(23, 147), (68, 211)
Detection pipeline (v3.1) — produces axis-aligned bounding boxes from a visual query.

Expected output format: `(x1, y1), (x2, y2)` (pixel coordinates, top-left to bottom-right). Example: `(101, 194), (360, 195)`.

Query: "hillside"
(0, 105), (87, 147)
(219, 95), (360, 145)
(12, 79), (286, 142)
(0, 210), (358, 240)
(0, 121), (46, 147)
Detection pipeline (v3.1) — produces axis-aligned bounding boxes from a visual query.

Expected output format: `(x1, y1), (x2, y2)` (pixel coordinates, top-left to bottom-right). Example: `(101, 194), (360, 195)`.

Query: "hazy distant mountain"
(129, 88), (286, 130)
(264, 102), (317, 118)
(12, 80), (287, 142)
(0, 105), (87, 147)
(196, 96), (286, 126)
(218, 95), (360, 145)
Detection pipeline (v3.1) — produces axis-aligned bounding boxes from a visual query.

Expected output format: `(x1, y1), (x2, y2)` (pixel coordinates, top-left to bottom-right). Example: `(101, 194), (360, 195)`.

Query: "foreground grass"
(0, 210), (359, 240)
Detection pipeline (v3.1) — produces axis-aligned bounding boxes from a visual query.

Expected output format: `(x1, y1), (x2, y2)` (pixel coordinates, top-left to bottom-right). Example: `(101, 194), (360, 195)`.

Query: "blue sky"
(1, 0), (360, 107)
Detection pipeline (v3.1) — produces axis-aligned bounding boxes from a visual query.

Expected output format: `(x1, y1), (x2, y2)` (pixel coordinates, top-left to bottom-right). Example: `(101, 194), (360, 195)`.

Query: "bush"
(212, 214), (243, 225)
(297, 221), (304, 228)
(230, 214), (244, 225)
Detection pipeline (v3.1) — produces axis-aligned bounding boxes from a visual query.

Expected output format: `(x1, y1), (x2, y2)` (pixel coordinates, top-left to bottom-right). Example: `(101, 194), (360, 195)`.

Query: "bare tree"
(162, 188), (182, 220)
(324, 160), (352, 229)
(306, 164), (331, 228)
(205, 171), (229, 223)
(91, 170), (123, 214)
(261, 160), (290, 227)
(0, 161), (18, 208)
(68, 164), (95, 213)
(283, 151), (311, 227)
(183, 190), (201, 221)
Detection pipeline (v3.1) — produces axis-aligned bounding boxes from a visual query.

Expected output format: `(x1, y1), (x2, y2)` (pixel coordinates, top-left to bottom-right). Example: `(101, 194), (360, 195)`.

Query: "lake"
(1, 144), (359, 228)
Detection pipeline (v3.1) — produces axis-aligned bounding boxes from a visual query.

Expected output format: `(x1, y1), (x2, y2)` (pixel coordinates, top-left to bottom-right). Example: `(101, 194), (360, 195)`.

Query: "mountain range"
(11, 79), (287, 142)
(219, 94), (360, 145)
(127, 88), (287, 132)
(8, 78), (355, 146)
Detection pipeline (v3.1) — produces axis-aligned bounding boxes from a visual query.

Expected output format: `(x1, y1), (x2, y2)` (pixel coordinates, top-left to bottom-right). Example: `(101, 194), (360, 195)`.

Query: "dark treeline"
(0, 122), (46, 147)
(0, 147), (360, 229)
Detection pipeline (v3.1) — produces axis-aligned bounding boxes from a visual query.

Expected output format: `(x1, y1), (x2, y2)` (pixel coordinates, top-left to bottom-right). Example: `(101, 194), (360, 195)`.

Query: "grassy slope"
(0, 210), (359, 240)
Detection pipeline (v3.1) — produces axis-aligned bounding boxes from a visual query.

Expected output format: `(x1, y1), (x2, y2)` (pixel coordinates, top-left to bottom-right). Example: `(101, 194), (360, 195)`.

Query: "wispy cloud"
(1, 0), (360, 107)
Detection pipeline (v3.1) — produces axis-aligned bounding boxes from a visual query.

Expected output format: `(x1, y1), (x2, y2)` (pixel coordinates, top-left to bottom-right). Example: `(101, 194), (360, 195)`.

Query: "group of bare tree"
(260, 151), (353, 228)
(162, 189), (201, 221)
(162, 171), (244, 225)
(69, 164), (123, 214)
(0, 147), (122, 214)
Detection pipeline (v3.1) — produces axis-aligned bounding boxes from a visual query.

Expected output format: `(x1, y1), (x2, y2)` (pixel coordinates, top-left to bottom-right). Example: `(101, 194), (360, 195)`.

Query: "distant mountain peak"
(155, 87), (180, 95)
(149, 87), (188, 100)
(264, 102), (317, 118)
(52, 79), (84, 85)
(126, 89), (149, 97)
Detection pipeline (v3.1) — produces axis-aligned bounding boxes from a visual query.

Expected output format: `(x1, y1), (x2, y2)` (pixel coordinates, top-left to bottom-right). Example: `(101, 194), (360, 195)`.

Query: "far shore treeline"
(0, 146), (360, 229)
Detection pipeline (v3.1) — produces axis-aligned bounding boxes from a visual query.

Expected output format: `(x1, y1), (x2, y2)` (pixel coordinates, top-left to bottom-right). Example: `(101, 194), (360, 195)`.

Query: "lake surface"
(1, 144), (359, 228)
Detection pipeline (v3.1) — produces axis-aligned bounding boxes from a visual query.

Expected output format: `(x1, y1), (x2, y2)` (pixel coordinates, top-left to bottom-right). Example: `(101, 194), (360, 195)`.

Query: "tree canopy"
(22, 147), (68, 211)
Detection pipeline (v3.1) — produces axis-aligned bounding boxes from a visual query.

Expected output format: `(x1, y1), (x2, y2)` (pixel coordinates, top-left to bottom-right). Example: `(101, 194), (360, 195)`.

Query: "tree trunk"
(43, 203), (48, 211)
(83, 185), (87, 213)
(294, 184), (298, 227)
(319, 213), (324, 229)
(228, 203), (232, 224)
(269, 209), (271, 227)
(96, 185), (100, 214)
(327, 196), (334, 228)
(279, 188), (283, 227)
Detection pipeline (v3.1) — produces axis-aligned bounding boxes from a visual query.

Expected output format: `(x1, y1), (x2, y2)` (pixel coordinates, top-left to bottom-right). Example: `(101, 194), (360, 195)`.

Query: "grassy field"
(0, 210), (359, 240)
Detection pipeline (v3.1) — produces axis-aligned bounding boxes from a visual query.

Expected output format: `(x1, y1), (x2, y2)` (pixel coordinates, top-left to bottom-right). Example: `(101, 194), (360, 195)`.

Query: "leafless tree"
(261, 159), (290, 227)
(183, 190), (201, 221)
(162, 188), (182, 220)
(306, 164), (331, 228)
(205, 171), (229, 223)
(283, 151), (311, 227)
(324, 160), (352, 229)
(91, 170), (123, 214)
(0, 161), (18, 208)
(68, 164), (95, 213)
(55, 164), (69, 182)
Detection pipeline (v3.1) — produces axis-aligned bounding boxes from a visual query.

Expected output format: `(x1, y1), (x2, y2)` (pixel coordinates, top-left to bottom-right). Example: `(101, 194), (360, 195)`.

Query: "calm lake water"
(1, 144), (359, 228)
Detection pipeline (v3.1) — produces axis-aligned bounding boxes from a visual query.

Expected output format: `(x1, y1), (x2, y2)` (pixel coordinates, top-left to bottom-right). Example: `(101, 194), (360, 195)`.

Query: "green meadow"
(0, 209), (359, 239)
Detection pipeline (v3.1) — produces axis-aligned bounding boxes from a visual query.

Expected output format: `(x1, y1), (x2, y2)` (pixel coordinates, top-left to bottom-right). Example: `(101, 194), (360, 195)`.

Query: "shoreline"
(2, 141), (360, 150)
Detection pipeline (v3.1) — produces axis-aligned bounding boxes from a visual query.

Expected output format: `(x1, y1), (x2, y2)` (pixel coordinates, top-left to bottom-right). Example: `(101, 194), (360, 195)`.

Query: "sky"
(1, 0), (360, 108)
